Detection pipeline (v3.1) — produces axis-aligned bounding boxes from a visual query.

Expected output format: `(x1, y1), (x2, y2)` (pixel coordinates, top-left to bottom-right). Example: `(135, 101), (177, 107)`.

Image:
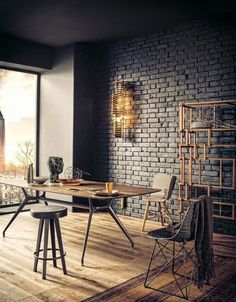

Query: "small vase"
(26, 163), (34, 184)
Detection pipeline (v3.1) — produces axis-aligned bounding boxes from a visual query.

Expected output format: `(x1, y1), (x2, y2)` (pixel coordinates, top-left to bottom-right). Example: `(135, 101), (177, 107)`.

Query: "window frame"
(0, 65), (40, 176)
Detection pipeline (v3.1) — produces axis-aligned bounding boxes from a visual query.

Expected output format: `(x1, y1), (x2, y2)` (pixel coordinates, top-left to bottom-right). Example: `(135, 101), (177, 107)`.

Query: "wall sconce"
(112, 80), (134, 139)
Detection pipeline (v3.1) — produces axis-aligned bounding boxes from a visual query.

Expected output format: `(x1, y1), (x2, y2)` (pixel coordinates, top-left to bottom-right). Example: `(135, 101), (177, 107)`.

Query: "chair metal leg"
(169, 246), (190, 299)
(144, 240), (191, 292)
(141, 200), (150, 232)
(183, 245), (189, 299)
(42, 219), (49, 279)
(144, 240), (157, 287)
(171, 243), (191, 299)
(50, 219), (57, 267)
(108, 206), (134, 248)
(55, 218), (67, 274)
(181, 243), (194, 300)
(33, 219), (44, 272)
(172, 240), (175, 274)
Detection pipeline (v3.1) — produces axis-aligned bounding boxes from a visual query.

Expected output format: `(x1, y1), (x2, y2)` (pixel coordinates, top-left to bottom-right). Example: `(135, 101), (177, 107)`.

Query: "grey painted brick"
(92, 15), (236, 235)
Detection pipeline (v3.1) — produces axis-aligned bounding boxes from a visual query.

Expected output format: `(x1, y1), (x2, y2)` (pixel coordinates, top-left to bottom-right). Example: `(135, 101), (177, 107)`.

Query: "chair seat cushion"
(147, 228), (174, 240)
(144, 195), (165, 202)
(147, 226), (185, 242)
(31, 205), (67, 219)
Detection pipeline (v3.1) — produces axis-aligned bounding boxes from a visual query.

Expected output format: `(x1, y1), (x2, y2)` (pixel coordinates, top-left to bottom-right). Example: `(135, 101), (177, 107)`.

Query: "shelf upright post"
(208, 129), (211, 147)
(203, 144), (207, 160)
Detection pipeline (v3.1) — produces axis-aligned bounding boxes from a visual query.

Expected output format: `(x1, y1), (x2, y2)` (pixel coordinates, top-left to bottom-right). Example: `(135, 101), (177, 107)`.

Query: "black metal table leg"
(3, 188), (38, 237)
(40, 192), (48, 206)
(81, 198), (94, 266)
(108, 205), (134, 248)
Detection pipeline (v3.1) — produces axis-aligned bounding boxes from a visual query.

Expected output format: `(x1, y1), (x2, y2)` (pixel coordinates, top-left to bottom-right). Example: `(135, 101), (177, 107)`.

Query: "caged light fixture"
(112, 79), (134, 139)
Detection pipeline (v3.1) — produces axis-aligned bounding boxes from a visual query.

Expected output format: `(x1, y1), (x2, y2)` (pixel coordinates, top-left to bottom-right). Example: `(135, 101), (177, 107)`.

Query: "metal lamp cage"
(112, 80), (134, 139)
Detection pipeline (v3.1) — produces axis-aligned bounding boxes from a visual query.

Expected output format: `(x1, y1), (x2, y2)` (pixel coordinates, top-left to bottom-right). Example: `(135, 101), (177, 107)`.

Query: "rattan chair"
(141, 173), (176, 232)
(144, 201), (196, 299)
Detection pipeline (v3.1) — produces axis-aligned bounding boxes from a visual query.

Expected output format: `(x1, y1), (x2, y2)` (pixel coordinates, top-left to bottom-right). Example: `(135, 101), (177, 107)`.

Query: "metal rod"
(2, 188), (38, 236)
(179, 104), (183, 131)
(183, 99), (236, 107)
(50, 219), (57, 267)
(199, 160), (201, 185)
(42, 219), (49, 279)
(33, 219), (44, 272)
(208, 129), (211, 147)
(55, 218), (67, 274)
(220, 160), (222, 187)
(81, 199), (94, 266)
(233, 159), (236, 190)
(204, 144), (206, 160)
(108, 206), (134, 248)
(188, 149), (192, 185)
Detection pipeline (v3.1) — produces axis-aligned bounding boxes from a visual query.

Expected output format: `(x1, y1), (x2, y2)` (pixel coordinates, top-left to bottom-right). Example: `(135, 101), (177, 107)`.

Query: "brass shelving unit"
(178, 100), (236, 221)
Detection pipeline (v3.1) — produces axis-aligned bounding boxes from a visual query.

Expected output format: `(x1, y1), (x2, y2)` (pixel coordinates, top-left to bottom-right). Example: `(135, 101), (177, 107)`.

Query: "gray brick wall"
(92, 16), (236, 234)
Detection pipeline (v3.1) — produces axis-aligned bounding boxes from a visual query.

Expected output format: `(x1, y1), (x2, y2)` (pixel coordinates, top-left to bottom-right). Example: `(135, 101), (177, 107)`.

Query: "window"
(0, 68), (38, 207)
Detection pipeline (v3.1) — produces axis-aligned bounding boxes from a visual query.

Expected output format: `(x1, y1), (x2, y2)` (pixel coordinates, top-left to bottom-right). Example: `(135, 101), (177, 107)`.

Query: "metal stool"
(31, 205), (67, 279)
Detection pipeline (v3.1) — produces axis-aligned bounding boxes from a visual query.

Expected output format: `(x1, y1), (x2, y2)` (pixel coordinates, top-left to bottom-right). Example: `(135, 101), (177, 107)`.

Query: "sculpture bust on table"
(48, 156), (64, 183)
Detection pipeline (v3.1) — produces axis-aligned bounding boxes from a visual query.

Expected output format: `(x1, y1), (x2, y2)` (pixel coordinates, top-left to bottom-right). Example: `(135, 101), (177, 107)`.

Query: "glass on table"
(105, 182), (113, 194)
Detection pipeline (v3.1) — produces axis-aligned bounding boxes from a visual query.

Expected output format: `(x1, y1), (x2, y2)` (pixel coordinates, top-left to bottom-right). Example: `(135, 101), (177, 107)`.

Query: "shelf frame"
(178, 100), (236, 221)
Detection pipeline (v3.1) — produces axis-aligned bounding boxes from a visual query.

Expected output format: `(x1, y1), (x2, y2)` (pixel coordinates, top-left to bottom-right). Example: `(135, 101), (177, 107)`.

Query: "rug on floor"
(82, 256), (236, 302)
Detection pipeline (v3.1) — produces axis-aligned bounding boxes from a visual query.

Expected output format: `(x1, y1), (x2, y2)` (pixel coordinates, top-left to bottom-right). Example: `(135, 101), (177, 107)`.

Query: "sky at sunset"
(0, 69), (37, 164)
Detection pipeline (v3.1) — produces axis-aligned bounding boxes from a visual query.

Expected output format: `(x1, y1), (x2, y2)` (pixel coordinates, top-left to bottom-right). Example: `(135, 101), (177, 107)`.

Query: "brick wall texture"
(92, 16), (236, 235)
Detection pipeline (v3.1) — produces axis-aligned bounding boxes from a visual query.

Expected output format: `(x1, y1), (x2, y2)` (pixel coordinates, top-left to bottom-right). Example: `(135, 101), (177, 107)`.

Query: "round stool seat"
(31, 205), (67, 219)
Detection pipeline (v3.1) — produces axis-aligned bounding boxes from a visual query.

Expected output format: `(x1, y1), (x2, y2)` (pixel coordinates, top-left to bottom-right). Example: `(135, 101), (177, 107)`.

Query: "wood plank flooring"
(0, 208), (235, 301)
(0, 208), (161, 301)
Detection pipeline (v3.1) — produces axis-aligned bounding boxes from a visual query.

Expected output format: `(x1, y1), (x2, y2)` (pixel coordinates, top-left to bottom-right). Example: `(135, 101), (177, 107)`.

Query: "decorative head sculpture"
(48, 156), (64, 183)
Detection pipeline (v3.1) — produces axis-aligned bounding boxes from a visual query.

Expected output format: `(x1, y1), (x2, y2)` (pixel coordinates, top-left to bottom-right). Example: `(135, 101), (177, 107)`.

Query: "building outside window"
(0, 68), (38, 208)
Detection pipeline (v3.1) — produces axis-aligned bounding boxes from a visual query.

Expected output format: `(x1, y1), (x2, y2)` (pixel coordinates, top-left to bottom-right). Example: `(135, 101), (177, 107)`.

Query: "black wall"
(73, 43), (94, 176)
(0, 35), (53, 71)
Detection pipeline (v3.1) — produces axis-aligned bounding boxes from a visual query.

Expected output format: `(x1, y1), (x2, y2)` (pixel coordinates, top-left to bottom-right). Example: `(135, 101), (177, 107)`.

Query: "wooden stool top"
(31, 205), (67, 219)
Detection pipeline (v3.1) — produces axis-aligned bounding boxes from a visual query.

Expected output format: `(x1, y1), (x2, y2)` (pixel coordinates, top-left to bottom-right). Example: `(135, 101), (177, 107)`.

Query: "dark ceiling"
(0, 0), (236, 47)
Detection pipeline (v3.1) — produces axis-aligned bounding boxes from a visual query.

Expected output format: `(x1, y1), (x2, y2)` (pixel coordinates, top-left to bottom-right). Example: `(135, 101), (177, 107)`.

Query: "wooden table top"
(0, 178), (160, 200)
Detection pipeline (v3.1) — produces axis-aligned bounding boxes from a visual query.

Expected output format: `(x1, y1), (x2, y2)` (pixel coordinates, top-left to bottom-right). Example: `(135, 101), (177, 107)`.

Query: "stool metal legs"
(33, 219), (44, 272)
(42, 220), (49, 279)
(55, 218), (67, 274)
(34, 218), (67, 279)
(50, 220), (57, 268)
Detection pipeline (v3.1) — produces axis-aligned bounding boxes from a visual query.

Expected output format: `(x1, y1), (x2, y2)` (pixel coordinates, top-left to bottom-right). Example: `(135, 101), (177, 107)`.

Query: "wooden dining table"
(0, 178), (160, 265)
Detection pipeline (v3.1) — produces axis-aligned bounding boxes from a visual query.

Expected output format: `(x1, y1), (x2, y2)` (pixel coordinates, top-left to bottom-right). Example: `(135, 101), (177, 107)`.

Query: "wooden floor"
(0, 209), (235, 301)
(0, 208), (162, 301)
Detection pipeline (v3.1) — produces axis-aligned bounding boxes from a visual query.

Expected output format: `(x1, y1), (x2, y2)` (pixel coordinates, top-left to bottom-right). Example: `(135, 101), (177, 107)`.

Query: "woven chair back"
(176, 202), (196, 242)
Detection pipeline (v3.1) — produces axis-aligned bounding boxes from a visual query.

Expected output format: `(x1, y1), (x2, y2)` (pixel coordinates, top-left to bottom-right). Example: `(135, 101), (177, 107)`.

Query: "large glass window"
(0, 68), (38, 207)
